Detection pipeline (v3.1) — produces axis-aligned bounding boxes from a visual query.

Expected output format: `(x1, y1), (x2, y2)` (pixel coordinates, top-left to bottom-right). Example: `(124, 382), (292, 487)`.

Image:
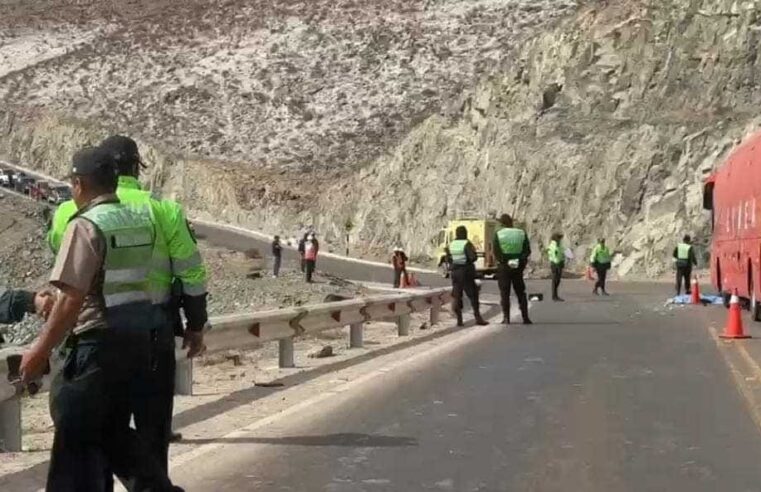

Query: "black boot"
(500, 309), (510, 324)
(474, 310), (489, 326)
(456, 311), (464, 327)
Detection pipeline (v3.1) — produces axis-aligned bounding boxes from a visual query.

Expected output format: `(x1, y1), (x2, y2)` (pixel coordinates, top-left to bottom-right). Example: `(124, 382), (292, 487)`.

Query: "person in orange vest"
(304, 233), (319, 283)
(391, 247), (409, 288)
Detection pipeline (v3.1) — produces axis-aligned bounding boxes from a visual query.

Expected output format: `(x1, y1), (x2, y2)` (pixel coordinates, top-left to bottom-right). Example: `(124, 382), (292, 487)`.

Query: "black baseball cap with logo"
(99, 135), (146, 173)
(71, 146), (117, 176)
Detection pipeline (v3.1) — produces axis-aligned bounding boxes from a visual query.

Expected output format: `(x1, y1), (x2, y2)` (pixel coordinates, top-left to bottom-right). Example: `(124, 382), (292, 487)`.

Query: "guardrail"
(0, 287), (452, 451)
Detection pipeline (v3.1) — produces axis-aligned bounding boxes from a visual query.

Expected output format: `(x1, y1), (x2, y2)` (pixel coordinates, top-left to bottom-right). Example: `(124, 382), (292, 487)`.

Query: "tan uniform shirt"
(49, 196), (113, 335)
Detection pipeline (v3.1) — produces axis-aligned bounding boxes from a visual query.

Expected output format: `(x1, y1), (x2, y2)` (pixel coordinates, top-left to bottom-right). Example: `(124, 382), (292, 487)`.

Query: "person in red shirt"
(304, 233), (319, 283)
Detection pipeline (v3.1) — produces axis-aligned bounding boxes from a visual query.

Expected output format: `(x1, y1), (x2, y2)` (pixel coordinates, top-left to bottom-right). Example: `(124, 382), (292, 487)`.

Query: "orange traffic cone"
(690, 276), (701, 305)
(720, 290), (751, 339)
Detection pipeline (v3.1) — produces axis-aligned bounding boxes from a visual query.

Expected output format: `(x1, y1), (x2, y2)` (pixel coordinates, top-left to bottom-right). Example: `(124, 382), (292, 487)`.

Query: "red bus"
(704, 131), (761, 319)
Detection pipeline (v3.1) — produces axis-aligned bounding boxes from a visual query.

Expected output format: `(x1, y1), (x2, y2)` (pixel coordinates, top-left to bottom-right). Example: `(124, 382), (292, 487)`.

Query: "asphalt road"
(193, 222), (451, 288)
(173, 280), (761, 492)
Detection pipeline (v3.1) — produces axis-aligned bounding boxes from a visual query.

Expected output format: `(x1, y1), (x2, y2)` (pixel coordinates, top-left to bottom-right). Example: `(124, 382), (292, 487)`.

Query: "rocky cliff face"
(321, 0), (761, 275)
(2, 0), (761, 276)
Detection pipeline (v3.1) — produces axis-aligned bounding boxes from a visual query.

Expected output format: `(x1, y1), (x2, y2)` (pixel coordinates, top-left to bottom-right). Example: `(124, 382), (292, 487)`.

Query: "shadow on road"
(1, 301), (500, 487)
(179, 433), (418, 448)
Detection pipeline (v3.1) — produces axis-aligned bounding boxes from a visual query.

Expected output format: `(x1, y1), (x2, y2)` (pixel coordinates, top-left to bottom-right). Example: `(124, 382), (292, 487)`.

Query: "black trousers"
(594, 263), (610, 292)
(47, 338), (176, 492)
(550, 263), (563, 299)
(676, 265), (692, 295)
(305, 259), (316, 282)
(393, 269), (409, 288)
(497, 263), (529, 321)
(134, 349), (175, 472)
(273, 255), (282, 277)
(451, 266), (480, 317)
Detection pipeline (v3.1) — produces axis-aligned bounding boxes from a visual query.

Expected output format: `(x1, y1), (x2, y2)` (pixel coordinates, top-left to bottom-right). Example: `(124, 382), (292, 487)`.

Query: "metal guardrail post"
(349, 323), (364, 348)
(430, 297), (442, 325)
(175, 357), (193, 396)
(0, 396), (22, 452)
(397, 314), (411, 336)
(279, 337), (295, 368)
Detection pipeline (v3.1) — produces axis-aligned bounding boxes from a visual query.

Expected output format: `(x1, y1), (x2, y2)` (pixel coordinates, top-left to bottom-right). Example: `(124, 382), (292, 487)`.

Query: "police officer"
(448, 226), (488, 327)
(48, 135), (209, 473)
(0, 288), (53, 324)
(673, 235), (697, 295)
(590, 238), (612, 296)
(547, 232), (565, 302)
(493, 214), (532, 325)
(20, 147), (179, 491)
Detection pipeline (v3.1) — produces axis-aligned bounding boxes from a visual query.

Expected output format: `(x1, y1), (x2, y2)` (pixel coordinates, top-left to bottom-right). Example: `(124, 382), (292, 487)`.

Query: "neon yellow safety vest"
(449, 239), (469, 265)
(48, 176), (207, 303)
(496, 227), (526, 258)
(547, 240), (563, 265)
(591, 244), (612, 264)
(677, 243), (692, 261)
(77, 201), (160, 335)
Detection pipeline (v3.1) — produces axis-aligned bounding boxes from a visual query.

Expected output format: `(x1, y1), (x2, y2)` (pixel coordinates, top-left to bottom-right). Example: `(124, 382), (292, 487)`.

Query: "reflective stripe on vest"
(449, 239), (469, 265)
(677, 243), (691, 260)
(497, 228), (526, 256)
(79, 203), (155, 311)
(547, 241), (563, 265)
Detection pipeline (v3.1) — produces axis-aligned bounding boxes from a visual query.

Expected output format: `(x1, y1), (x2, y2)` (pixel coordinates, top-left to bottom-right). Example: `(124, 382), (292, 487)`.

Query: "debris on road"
(309, 346), (335, 359)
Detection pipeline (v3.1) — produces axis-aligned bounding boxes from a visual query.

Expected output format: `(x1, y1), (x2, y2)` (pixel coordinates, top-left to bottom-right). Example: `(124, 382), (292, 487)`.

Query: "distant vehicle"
(30, 181), (52, 201)
(433, 217), (501, 278)
(704, 130), (761, 318)
(0, 169), (12, 187)
(14, 175), (34, 195)
(48, 185), (72, 205)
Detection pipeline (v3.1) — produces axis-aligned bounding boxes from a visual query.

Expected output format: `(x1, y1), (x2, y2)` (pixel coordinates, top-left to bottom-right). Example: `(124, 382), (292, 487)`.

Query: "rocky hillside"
(330, 0), (761, 276)
(1, 0), (759, 276)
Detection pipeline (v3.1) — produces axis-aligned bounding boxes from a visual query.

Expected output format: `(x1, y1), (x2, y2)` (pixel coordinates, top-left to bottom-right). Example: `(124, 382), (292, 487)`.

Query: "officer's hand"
(20, 345), (49, 384)
(183, 331), (206, 358)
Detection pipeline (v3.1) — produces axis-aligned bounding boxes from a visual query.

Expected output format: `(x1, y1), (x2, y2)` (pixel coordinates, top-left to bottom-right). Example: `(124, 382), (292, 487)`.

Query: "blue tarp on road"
(669, 294), (724, 305)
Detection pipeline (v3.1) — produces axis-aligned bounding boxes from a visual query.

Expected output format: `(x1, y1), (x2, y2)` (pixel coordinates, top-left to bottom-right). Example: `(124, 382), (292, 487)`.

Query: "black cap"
(99, 135), (145, 169)
(71, 147), (117, 176)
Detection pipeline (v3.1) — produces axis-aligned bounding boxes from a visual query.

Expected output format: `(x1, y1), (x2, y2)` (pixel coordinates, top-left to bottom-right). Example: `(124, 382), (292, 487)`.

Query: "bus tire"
(752, 289), (761, 322)
(723, 291), (731, 309)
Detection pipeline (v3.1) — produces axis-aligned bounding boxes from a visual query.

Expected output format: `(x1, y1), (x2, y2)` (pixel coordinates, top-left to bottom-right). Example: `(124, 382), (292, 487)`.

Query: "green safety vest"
(48, 176), (207, 303)
(496, 227), (526, 258)
(449, 239), (469, 265)
(547, 240), (564, 265)
(591, 244), (612, 264)
(677, 243), (692, 261)
(78, 202), (155, 312)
